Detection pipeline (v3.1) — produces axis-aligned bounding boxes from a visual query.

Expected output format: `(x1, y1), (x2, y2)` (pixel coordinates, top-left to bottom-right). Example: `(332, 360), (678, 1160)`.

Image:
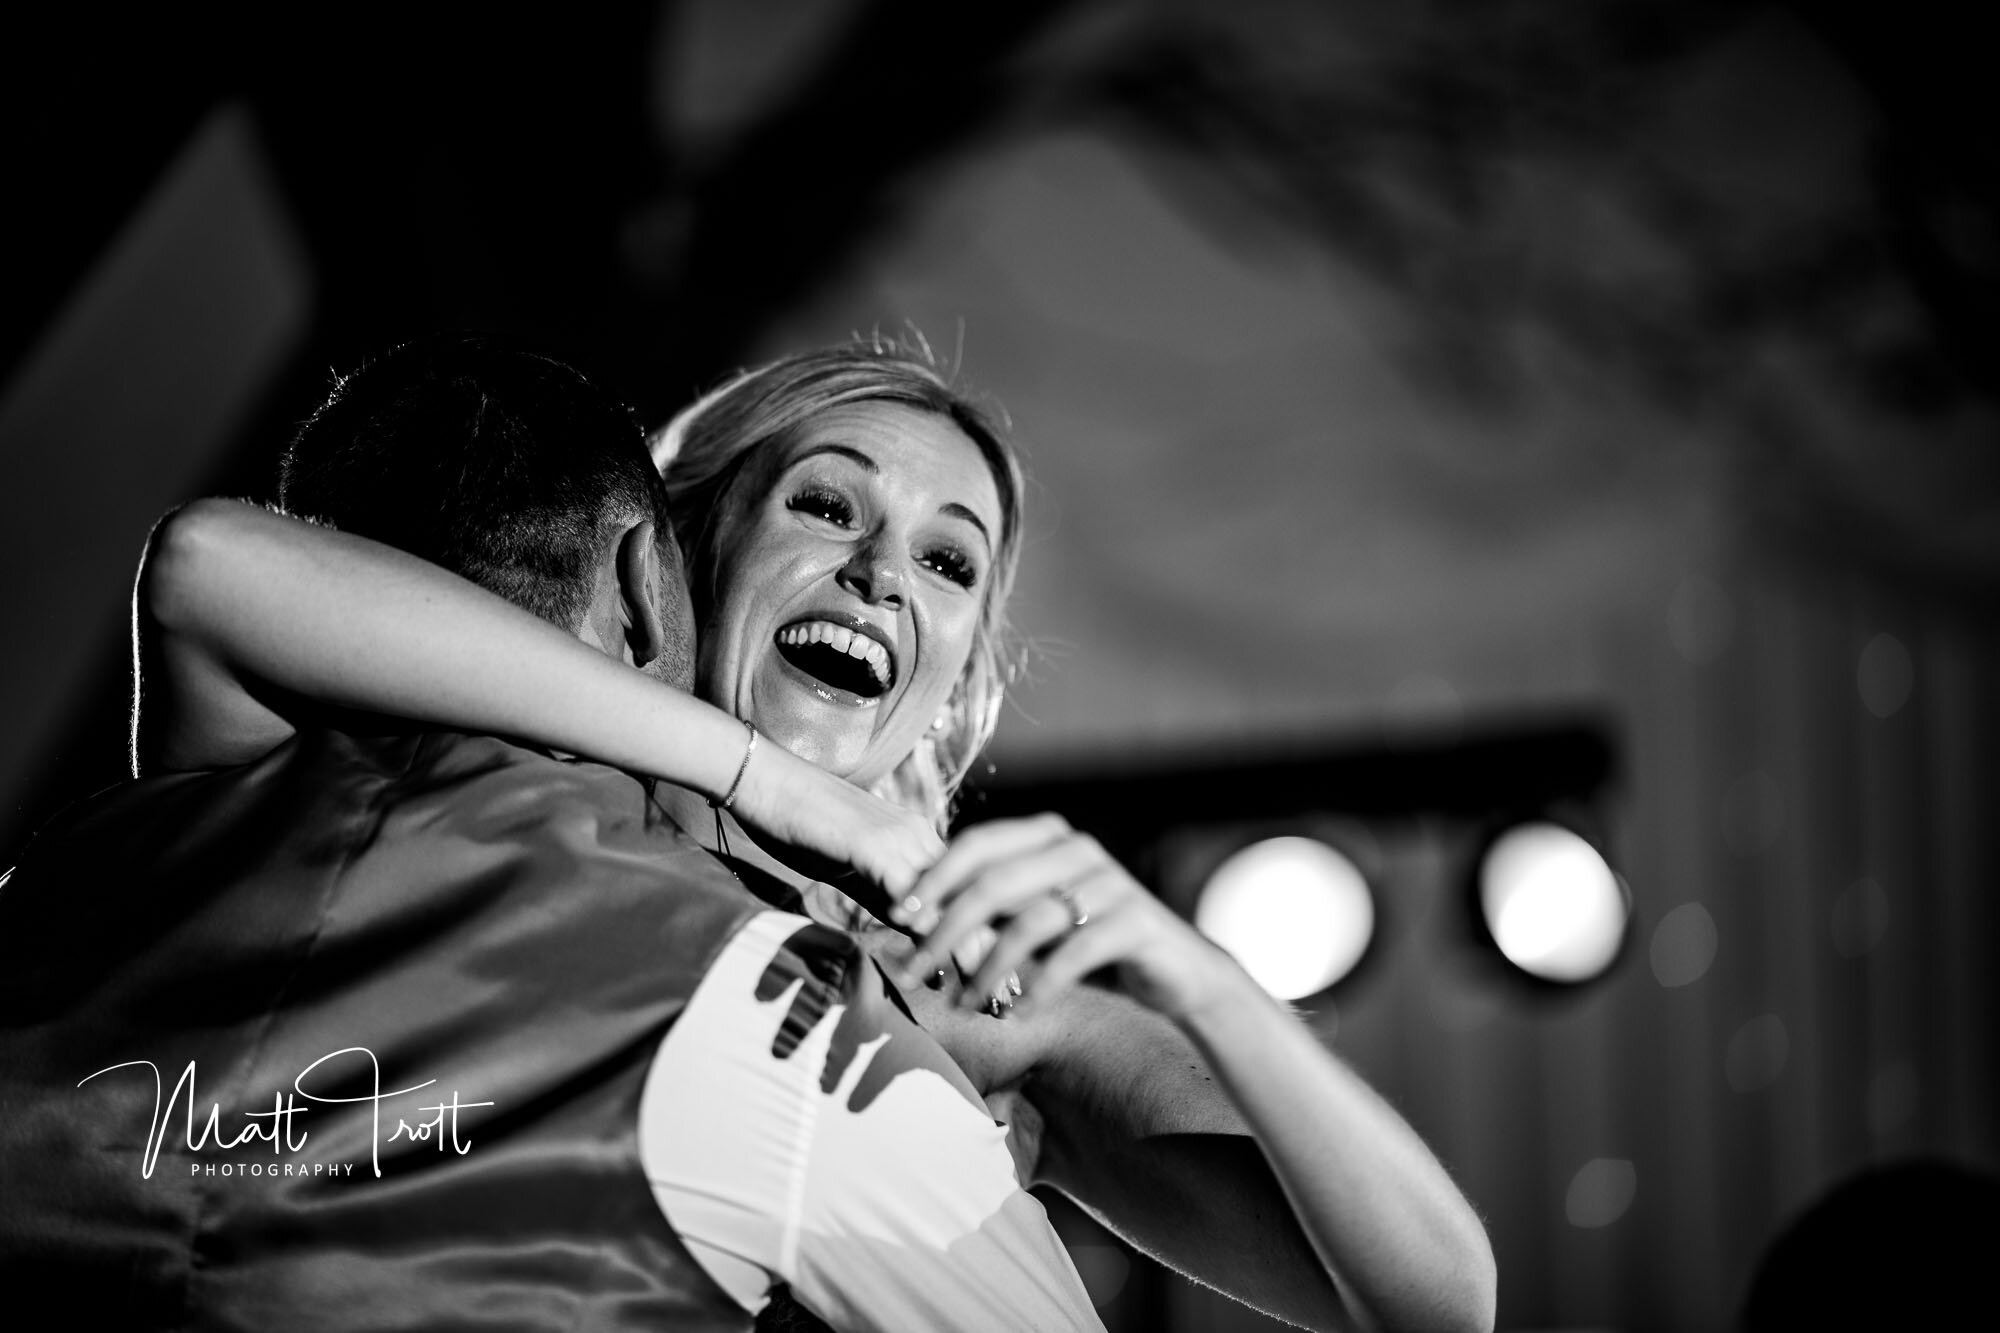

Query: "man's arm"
(898, 975), (1350, 1328)
(893, 816), (1498, 1333)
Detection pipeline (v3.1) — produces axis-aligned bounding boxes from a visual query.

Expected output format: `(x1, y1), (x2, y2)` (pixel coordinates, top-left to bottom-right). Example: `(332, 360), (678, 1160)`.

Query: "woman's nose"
(837, 539), (909, 608)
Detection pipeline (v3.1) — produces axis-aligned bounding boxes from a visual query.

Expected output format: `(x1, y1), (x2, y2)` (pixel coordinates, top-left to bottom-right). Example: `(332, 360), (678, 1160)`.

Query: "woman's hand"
(893, 813), (1241, 1022)
(727, 732), (945, 908)
(897, 814), (1501, 1332)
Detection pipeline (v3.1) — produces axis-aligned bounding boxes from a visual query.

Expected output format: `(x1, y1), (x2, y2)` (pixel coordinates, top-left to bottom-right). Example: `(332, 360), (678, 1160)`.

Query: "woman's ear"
(615, 520), (669, 668)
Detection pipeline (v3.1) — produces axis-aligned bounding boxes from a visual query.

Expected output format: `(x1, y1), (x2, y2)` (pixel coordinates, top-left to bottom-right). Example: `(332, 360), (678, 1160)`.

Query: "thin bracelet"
(715, 718), (758, 810)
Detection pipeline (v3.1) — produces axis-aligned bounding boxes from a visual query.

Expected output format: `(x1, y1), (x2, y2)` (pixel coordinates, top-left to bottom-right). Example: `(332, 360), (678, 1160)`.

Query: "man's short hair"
(280, 335), (668, 632)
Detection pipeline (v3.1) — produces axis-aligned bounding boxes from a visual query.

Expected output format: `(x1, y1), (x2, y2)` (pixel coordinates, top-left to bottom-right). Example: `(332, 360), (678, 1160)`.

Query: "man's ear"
(615, 520), (668, 669)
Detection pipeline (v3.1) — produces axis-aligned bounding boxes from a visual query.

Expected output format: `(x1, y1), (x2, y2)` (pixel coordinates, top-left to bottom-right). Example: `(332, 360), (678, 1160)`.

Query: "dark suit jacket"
(0, 726), (762, 1331)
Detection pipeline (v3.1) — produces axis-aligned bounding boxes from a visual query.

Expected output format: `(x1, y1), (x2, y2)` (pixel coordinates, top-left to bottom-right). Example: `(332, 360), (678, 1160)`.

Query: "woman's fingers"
(916, 831), (1107, 966)
(958, 864), (1120, 1007)
(1018, 897), (1151, 1010)
(894, 813), (1074, 928)
(737, 744), (942, 904)
(893, 812), (1219, 1015)
(867, 818), (944, 900)
(809, 773), (942, 901)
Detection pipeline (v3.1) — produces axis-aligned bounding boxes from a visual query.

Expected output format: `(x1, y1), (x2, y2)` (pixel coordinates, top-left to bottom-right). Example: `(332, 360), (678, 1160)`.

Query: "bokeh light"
(1650, 901), (1719, 988)
(1725, 1013), (1790, 1093)
(1830, 876), (1891, 958)
(1566, 1158), (1638, 1229)
(1857, 632), (1915, 718)
(1194, 837), (1375, 1000)
(1478, 822), (1628, 983)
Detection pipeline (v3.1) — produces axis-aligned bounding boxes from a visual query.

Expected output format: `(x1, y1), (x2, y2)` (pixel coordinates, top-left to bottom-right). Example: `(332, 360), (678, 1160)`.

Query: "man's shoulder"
(10, 724), (723, 901)
(380, 727), (741, 886)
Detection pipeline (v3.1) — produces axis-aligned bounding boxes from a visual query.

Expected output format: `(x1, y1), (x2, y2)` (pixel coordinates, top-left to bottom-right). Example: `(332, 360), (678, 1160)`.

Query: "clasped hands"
(887, 814), (1237, 1023)
(727, 744), (1237, 1022)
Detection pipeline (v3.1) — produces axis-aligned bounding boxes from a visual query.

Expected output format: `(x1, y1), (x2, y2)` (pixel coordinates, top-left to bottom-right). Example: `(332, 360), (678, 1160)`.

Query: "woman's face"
(700, 401), (1001, 788)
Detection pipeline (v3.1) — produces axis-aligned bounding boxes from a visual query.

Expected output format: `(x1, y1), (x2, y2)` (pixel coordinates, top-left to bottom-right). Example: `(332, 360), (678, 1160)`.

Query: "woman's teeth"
(776, 620), (893, 692)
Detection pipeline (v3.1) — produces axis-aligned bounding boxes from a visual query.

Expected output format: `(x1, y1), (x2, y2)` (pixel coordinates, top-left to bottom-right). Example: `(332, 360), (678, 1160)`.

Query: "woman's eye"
(923, 546), (978, 589)
(787, 488), (854, 526)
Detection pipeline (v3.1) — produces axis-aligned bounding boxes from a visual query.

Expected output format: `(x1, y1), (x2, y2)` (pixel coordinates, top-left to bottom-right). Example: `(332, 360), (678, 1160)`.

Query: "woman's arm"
(895, 815), (1497, 1333)
(131, 498), (941, 894)
(133, 497), (753, 786)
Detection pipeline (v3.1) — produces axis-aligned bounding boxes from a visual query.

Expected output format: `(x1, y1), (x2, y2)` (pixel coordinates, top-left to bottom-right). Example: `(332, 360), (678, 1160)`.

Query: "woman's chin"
(760, 719), (868, 781)
(745, 673), (879, 780)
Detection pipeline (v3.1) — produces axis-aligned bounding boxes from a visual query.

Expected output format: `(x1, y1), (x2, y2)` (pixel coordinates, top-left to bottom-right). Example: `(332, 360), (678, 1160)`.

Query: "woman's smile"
(772, 611), (897, 701)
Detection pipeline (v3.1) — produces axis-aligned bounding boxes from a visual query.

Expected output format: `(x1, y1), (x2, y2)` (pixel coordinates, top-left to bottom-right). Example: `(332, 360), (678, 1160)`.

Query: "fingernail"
(892, 894), (923, 924)
(1006, 974), (1023, 998)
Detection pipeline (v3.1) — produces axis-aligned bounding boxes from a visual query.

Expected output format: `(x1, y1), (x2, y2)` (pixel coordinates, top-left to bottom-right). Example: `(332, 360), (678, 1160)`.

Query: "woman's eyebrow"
(793, 443), (878, 473)
(793, 443), (994, 551)
(941, 502), (991, 550)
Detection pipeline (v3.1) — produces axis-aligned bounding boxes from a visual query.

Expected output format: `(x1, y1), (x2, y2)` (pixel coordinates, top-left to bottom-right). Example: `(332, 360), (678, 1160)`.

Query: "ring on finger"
(1050, 884), (1089, 929)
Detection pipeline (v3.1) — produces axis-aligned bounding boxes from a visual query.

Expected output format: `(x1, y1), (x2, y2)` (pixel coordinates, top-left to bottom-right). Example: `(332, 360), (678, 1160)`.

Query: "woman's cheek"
(922, 616), (980, 716)
(701, 525), (790, 707)
(693, 628), (731, 710)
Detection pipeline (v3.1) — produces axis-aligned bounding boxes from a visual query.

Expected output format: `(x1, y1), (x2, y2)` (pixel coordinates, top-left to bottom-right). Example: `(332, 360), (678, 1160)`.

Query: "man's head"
(280, 335), (696, 688)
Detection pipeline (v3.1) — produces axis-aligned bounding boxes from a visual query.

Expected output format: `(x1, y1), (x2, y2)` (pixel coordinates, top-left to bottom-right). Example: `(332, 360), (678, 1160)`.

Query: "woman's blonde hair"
(652, 338), (1025, 831)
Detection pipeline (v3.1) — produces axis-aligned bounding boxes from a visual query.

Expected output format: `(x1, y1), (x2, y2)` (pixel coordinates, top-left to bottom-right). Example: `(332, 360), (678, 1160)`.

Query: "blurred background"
(4, 1), (1996, 1328)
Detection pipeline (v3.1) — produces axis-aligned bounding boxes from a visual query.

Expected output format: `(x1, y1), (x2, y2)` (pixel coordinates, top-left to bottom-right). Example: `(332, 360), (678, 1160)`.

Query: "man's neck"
(649, 781), (714, 841)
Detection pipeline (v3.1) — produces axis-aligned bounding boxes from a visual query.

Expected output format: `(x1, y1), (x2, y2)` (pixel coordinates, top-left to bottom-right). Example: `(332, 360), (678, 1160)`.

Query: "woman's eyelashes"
(784, 485), (981, 590)
(922, 545), (978, 589)
(786, 485), (854, 527)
